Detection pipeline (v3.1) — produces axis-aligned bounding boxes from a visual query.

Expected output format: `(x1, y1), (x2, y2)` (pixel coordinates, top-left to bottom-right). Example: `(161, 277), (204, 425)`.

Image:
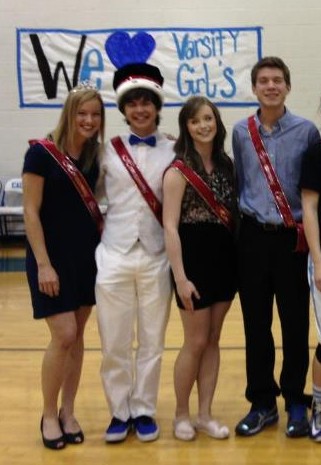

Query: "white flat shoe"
(195, 418), (229, 439)
(173, 418), (196, 441)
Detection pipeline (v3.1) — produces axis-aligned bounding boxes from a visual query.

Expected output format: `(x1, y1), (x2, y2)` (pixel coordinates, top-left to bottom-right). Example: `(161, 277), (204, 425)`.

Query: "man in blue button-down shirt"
(233, 56), (320, 438)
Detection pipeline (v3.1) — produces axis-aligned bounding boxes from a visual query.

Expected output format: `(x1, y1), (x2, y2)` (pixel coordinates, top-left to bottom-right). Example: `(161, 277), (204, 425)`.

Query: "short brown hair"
(251, 56), (291, 87)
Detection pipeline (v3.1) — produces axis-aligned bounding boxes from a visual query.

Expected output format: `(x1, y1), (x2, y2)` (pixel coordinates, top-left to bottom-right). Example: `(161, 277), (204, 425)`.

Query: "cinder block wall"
(1, 0), (321, 184)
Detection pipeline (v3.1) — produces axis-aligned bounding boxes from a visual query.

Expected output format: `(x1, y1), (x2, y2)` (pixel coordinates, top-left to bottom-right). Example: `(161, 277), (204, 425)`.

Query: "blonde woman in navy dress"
(163, 96), (238, 441)
(22, 85), (105, 450)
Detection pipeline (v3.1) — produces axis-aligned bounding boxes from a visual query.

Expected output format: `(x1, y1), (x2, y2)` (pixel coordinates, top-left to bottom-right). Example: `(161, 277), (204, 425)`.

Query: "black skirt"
(172, 222), (237, 310)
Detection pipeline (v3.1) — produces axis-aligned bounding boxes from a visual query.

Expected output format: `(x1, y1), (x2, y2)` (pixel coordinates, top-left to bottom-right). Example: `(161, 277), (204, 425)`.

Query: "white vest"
(100, 133), (175, 254)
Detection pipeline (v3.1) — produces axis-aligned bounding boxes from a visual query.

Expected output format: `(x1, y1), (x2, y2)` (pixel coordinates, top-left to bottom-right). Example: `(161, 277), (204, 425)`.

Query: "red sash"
(29, 139), (104, 235)
(247, 115), (308, 252)
(111, 136), (163, 226)
(171, 159), (234, 233)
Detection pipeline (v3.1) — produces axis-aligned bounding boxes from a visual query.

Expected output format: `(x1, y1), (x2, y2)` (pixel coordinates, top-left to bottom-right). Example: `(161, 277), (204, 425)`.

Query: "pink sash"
(29, 139), (104, 235)
(247, 115), (308, 252)
(171, 159), (233, 233)
(111, 136), (163, 226)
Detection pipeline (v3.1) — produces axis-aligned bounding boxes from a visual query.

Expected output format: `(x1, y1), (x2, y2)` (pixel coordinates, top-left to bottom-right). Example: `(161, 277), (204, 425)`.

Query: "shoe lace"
(248, 408), (271, 419)
(314, 402), (321, 415)
(247, 411), (260, 420)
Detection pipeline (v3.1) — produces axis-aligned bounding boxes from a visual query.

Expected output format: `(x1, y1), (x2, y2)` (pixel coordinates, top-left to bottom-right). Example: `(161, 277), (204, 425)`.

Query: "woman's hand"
(38, 263), (60, 297)
(176, 279), (200, 312)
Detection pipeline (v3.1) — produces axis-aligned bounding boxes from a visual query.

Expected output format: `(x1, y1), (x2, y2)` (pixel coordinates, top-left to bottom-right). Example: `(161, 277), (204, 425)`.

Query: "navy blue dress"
(23, 143), (100, 319)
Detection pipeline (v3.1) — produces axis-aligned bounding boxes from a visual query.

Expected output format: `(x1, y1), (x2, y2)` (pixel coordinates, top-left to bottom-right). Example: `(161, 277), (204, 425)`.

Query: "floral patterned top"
(180, 168), (235, 224)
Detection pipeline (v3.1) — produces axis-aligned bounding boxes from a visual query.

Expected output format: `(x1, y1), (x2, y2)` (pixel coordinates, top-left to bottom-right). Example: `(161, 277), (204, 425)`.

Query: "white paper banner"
(16, 27), (262, 108)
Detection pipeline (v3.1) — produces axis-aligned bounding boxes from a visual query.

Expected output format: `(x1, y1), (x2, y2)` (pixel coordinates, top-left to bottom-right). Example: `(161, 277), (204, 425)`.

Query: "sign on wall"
(16, 27), (262, 108)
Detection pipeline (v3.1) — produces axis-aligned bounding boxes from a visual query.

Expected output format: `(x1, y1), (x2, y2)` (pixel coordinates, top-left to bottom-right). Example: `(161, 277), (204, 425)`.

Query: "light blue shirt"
(232, 108), (320, 223)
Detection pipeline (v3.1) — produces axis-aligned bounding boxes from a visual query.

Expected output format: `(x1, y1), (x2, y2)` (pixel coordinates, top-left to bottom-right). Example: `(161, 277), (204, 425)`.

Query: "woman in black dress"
(163, 96), (238, 441)
(22, 85), (105, 449)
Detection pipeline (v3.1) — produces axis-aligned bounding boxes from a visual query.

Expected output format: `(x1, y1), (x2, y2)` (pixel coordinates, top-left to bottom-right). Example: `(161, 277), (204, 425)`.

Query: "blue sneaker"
(133, 416), (159, 442)
(310, 400), (321, 441)
(105, 417), (131, 443)
(235, 406), (279, 436)
(286, 404), (309, 438)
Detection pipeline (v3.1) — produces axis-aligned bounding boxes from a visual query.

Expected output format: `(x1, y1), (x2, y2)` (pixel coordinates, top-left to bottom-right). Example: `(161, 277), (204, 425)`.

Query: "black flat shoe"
(40, 417), (66, 450)
(58, 411), (85, 444)
(63, 429), (85, 444)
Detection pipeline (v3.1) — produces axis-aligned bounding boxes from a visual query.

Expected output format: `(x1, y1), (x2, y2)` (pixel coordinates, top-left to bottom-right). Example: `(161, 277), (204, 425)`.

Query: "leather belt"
(242, 214), (286, 232)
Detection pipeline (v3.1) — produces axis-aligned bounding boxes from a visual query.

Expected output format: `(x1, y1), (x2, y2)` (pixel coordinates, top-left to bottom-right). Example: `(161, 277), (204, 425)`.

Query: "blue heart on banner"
(105, 31), (156, 69)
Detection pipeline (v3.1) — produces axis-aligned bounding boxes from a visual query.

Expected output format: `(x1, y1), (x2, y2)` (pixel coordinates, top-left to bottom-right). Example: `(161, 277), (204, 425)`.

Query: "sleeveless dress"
(173, 166), (237, 310)
(22, 143), (100, 319)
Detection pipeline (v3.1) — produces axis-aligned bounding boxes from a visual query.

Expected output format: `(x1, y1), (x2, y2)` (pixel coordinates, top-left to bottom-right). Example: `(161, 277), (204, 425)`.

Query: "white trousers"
(308, 255), (321, 343)
(95, 241), (172, 421)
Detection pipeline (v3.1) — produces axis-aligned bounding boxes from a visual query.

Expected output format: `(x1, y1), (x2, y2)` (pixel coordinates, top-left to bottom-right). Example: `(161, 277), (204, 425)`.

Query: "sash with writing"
(111, 136), (163, 226)
(247, 115), (308, 252)
(171, 159), (234, 233)
(29, 138), (104, 235)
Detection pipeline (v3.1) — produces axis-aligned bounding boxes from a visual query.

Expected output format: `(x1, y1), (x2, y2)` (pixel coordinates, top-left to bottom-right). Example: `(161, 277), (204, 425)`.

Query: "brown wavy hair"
(174, 96), (233, 179)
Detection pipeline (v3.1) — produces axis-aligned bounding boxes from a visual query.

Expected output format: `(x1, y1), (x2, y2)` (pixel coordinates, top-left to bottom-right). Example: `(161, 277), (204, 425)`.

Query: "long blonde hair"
(51, 87), (105, 172)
